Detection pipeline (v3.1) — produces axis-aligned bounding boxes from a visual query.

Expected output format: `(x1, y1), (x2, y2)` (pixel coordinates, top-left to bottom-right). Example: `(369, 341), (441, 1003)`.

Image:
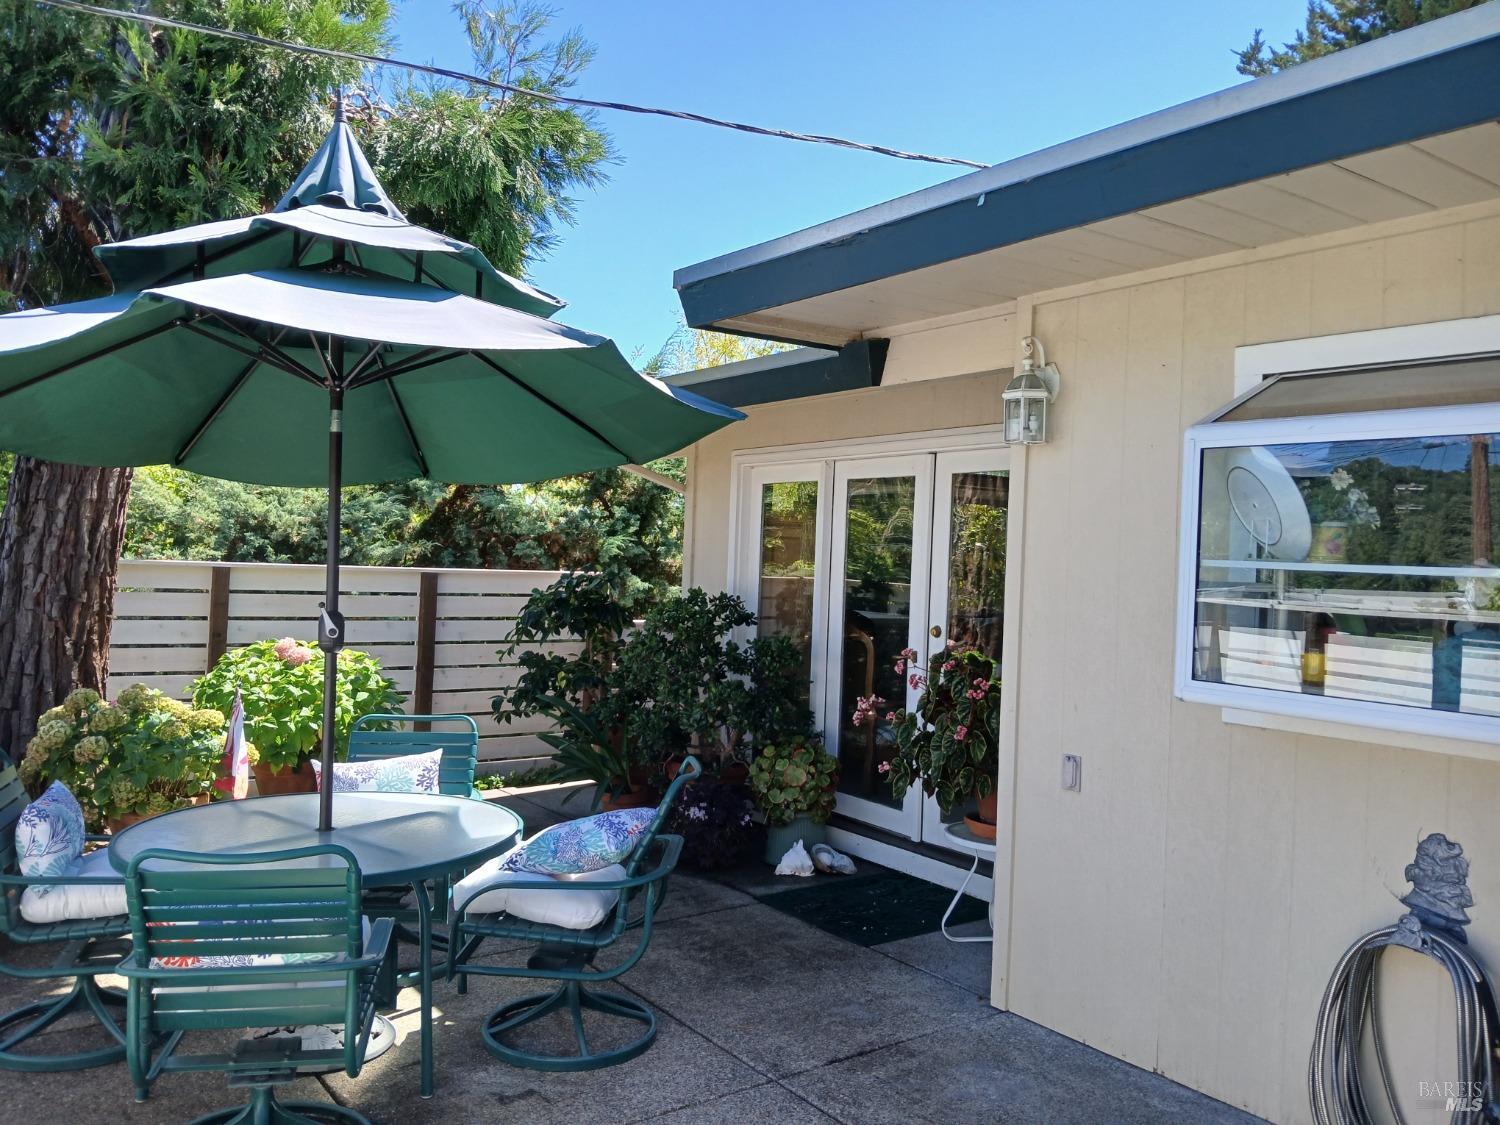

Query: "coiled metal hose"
(1309, 922), (1499, 1125)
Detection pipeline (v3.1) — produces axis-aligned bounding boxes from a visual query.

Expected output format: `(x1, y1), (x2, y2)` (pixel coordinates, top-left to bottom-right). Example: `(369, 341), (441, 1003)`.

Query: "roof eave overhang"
(675, 7), (1500, 339)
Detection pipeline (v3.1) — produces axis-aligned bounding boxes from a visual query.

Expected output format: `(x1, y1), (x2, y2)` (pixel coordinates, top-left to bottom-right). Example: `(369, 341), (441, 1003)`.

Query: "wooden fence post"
(206, 565), (231, 672)
(413, 570), (438, 728)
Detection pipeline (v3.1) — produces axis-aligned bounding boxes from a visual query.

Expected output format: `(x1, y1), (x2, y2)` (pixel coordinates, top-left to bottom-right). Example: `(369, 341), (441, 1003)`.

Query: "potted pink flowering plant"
(854, 646), (1001, 840)
(190, 638), (403, 794)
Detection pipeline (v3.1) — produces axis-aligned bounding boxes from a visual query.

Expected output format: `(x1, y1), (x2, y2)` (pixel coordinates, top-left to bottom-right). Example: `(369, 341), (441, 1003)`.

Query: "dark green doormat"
(756, 870), (988, 946)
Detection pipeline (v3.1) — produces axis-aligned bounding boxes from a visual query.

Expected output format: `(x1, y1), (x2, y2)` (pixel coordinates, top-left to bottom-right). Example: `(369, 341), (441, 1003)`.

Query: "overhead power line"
(34, 0), (989, 170)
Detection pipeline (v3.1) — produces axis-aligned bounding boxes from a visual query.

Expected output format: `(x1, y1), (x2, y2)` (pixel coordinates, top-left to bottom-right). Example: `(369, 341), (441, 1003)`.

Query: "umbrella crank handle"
(317, 602), (346, 654)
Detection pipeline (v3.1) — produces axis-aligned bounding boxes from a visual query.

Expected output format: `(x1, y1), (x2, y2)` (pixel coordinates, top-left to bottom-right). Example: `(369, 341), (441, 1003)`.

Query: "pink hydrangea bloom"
(877, 760), (891, 774)
(955, 725), (969, 742)
(941, 660), (956, 673)
(274, 637), (299, 660)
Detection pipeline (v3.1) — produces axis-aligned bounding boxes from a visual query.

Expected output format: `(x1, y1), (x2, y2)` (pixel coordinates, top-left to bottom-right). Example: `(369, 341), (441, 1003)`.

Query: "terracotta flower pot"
(107, 794), (206, 834)
(964, 789), (1000, 841)
(600, 784), (655, 812)
(252, 758), (318, 795)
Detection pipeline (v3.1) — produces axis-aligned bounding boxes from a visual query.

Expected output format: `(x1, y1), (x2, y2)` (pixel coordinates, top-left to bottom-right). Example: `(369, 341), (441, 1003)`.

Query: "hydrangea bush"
(191, 639), (404, 772)
(19, 685), (227, 827)
(855, 645), (1001, 815)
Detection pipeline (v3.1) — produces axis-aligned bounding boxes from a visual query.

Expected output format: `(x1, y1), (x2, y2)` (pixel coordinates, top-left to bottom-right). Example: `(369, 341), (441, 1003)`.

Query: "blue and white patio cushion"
(311, 748), (443, 794)
(19, 847), (127, 924)
(499, 808), (655, 875)
(15, 781), (85, 882)
(453, 855), (626, 929)
(16, 783), (127, 923)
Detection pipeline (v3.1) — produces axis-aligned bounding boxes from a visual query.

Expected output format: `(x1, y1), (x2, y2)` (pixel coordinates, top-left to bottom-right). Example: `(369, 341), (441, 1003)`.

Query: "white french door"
(825, 454), (935, 834)
(735, 435), (1010, 847)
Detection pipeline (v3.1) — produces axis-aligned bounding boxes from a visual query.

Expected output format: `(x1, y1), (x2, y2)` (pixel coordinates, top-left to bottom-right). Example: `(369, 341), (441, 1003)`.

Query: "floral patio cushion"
(500, 807), (656, 875)
(311, 749), (442, 794)
(14, 782), (86, 902)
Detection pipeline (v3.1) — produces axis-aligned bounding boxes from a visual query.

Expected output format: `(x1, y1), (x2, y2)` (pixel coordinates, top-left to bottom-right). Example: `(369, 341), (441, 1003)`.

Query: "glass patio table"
(108, 792), (523, 1098)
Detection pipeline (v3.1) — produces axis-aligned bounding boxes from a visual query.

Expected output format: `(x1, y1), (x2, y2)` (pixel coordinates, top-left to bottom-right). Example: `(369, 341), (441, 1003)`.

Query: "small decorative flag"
(215, 690), (249, 799)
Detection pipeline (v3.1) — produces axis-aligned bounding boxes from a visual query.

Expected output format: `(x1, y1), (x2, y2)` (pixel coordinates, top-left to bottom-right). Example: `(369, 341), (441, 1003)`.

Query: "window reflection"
(1194, 433), (1500, 716)
(758, 481), (819, 705)
(837, 477), (916, 807)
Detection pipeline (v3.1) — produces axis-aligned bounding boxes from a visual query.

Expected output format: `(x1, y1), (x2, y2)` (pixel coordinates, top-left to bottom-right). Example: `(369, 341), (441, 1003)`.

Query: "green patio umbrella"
(0, 109), (741, 831)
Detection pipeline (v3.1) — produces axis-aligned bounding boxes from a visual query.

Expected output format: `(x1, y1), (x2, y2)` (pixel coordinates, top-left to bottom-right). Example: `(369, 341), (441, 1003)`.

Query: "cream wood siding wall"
(1011, 203), (1500, 1124)
(683, 369), (1005, 591)
(679, 200), (1500, 1125)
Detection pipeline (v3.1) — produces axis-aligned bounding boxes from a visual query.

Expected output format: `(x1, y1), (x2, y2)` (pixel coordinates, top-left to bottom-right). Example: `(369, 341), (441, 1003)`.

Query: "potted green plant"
(18, 685), (227, 831)
(191, 638), (404, 794)
(749, 742), (838, 864)
(536, 694), (653, 810)
(857, 645), (1001, 839)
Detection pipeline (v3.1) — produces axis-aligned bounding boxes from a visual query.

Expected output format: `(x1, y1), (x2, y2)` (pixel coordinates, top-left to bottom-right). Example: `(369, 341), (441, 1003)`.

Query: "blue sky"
(392, 0), (1308, 361)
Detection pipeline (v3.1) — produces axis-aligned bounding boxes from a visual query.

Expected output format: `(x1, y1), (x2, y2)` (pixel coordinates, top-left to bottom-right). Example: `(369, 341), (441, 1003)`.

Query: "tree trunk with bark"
(0, 458), (133, 758)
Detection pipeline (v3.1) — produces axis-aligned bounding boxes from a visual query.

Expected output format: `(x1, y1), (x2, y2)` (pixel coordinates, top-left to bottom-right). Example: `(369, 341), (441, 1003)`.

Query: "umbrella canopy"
(0, 268), (740, 484)
(95, 111), (565, 320)
(0, 110), (741, 830)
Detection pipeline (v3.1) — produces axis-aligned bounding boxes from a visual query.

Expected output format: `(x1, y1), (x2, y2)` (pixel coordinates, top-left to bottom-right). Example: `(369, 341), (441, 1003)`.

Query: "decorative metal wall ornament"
(1394, 832), (1475, 948)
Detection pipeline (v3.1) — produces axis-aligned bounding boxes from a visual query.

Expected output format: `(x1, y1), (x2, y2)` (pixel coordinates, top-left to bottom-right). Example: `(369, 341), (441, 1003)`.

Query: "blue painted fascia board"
(677, 32), (1500, 331)
(674, 340), (888, 408)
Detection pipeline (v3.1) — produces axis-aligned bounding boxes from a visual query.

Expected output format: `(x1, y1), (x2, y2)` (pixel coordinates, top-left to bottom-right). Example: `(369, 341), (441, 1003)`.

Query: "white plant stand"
(940, 821), (996, 944)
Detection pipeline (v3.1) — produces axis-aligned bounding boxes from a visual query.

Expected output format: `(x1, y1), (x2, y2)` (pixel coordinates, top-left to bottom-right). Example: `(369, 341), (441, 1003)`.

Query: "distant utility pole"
(1474, 435), (1492, 564)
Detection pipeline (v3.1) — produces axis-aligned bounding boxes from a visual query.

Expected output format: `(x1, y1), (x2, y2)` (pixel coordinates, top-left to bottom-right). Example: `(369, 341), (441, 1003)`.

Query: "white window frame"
(1175, 314), (1500, 755)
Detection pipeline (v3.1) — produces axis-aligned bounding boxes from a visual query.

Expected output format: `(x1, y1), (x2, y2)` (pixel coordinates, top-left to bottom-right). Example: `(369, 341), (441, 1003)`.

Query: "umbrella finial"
(275, 90), (405, 220)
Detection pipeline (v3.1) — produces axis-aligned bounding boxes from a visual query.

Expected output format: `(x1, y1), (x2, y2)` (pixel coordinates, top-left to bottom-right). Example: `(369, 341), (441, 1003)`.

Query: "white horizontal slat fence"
(110, 559), (568, 771)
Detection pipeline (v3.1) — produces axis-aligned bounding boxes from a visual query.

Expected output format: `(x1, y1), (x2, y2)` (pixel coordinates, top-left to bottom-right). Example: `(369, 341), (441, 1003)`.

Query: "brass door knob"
(930, 625), (942, 638)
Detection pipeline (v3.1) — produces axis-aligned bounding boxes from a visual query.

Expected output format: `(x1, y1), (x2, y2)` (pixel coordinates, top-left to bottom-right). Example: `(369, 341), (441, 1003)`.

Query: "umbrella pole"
(316, 384), (346, 832)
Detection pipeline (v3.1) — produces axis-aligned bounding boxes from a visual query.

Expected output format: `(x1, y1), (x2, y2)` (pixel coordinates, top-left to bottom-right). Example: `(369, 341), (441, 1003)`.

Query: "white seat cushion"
(19, 848), (127, 924)
(452, 856), (625, 930)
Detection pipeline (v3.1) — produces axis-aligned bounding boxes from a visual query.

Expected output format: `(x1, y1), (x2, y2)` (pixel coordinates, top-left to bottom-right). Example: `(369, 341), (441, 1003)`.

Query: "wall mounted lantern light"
(1002, 336), (1061, 444)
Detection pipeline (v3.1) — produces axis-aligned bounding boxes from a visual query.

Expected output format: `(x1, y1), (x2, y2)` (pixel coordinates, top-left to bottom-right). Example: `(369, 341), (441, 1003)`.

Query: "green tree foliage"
(363, 0), (614, 273)
(4, 1), (682, 594)
(644, 316), (792, 376)
(1236, 0), (1490, 76)
(1, 0), (387, 309)
(124, 462), (686, 598)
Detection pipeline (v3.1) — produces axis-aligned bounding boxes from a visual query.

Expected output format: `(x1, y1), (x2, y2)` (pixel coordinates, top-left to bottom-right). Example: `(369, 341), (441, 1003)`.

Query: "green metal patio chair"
(0, 757), (130, 1072)
(119, 844), (393, 1125)
(347, 713), (491, 986)
(446, 757), (700, 1072)
(346, 713), (482, 799)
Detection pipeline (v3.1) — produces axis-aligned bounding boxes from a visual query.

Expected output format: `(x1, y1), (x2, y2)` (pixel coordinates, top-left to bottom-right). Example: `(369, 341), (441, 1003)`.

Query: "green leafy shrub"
(748, 743), (838, 827)
(18, 685), (226, 827)
(856, 646), (1000, 814)
(191, 639), (403, 772)
(495, 576), (815, 786)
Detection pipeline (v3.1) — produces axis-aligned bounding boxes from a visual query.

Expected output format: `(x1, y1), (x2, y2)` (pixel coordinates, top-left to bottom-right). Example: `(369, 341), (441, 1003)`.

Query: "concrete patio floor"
(2, 786), (1266, 1124)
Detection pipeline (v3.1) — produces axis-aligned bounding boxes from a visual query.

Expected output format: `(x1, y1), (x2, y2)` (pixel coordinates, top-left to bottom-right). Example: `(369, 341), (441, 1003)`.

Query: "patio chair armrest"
(84, 834), (113, 844)
(0, 868), (126, 888)
(351, 917), (395, 971)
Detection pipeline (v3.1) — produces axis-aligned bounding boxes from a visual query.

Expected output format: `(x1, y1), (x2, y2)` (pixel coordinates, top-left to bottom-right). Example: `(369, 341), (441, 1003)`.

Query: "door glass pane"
(934, 470), (1008, 827)
(946, 471), (1009, 660)
(837, 476), (916, 807)
(758, 481), (819, 704)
